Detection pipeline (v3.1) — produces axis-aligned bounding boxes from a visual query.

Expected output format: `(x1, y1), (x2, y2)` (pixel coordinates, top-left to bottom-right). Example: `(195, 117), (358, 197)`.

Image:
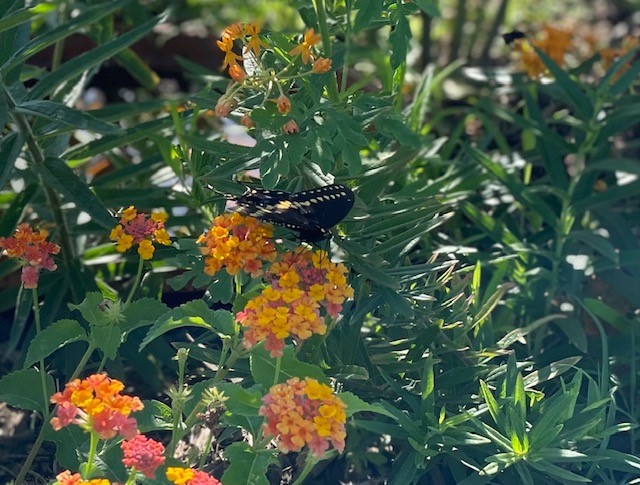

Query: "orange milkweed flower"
(244, 23), (267, 57)
(217, 35), (242, 69)
(121, 434), (165, 478)
(0, 224), (60, 289)
(110, 207), (171, 260)
(282, 120), (299, 134)
(276, 94), (291, 115)
(240, 114), (255, 128)
(260, 377), (347, 456)
(513, 24), (573, 79)
(229, 64), (246, 82)
(197, 213), (277, 277)
(312, 57), (332, 74)
(289, 28), (321, 64)
(50, 373), (143, 440)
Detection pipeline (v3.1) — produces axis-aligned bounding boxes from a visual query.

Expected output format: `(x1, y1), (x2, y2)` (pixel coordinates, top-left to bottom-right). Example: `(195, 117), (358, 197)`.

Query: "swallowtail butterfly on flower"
(233, 184), (355, 242)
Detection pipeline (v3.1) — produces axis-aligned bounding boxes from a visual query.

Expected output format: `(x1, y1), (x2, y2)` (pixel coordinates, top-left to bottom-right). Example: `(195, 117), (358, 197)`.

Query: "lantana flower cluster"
(236, 248), (354, 357)
(197, 212), (277, 277)
(166, 467), (222, 485)
(260, 377), (347, 457)
(0, 223), (60, 288)
(55, 471), (110, 485)
(109, 206), (171, 260)
(121, 434), (166, 478)
(50, 373), (143, 440)
(214, 22), (332, 133)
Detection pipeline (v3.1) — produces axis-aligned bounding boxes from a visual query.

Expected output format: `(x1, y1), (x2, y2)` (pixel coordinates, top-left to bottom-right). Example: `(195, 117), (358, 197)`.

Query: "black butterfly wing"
(290, 184), (355, 229)
(234, 188), (329, 241)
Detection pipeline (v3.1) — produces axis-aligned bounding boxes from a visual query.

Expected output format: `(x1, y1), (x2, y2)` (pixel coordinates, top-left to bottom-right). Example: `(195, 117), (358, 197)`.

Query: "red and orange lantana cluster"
(197, 213), (277, 277)
(0, 224), (60, 289)
(110, 206), (171, 260)
(237, 248), (353, 357)
(121, 434), (166, 478)
(260, 377), (347, 457)
(166, 467), (222, 485)
(50, 374), (143, 440)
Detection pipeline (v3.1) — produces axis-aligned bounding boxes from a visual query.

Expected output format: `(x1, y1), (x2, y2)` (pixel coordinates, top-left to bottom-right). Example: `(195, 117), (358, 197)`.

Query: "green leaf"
(215, 382), (263, 416)
(339, 391), (397, 419)
(412, 0), (440, 16)
(527, 460), (591, 482)
(389, 9), (411, 70)
(1, 0), (130, 71)
(68, 292), (109, 326)
(250, 346), (328, 388)
(534, 47), (593, 119)
(121, 298), (170, 333)
(0, 3), (55, 34)
(134, 399), (174, 432)
(0, 132), (24, 190)
(24, 319), (88, 369)
(0, 182), (37, 237)
(139, 299), (224, 350)
(26, 13), (164, 101)
(38, 157), (115, 230)
(222, 442), (276, 485)
(353, 0), (384, 32)
(90, 325), (122, 360)
(15, 100), (120, 134)
(522, 356), (581, 388)
(0, 369), (54, 413)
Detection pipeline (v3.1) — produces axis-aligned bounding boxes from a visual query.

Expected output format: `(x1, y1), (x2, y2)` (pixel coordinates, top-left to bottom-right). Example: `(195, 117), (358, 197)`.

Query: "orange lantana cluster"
(236, 248), (353, 357)
(260, 377), (347, 457)
(55, 471), (110, 485)
(50, 374), (143, 440)
(0, 224), (60, 288)
(197, 213), (277, 277)
(514, 24), (573, 78)
(166, 467), (222, 485)
(110, 206), (171, 260)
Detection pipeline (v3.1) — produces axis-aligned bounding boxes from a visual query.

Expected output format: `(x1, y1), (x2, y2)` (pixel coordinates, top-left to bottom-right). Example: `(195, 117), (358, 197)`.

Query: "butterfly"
(233, 184), (355, 242)
(502, 29), (526, 45)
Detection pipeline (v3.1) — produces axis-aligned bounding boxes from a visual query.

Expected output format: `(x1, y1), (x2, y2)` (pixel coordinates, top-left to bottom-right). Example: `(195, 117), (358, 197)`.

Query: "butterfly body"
(234, 184), (354, 242)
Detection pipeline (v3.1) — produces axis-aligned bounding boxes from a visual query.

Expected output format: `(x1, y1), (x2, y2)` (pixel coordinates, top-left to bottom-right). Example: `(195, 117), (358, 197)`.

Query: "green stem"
(14, 342), (96, 485)
(83, 431), (100, 478)
(124, 468), (138, 485)
(4, 88), (75, 266)
(197, 429), (215, 470)
(312, 0), (340, 102)
(31, 288), (49, 420)
(340, 0), (352, 94)
(124, 257), (145, 307)
(272, 356), (282, 387)
(292, 452), (321, 485)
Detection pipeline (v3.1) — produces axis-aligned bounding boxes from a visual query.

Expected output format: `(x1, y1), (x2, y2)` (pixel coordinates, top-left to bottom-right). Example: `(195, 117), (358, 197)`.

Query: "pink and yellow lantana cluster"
(0, 224), (60, 288)
(197, 212), (277, 277)
(109, 206), (171, 260)
(260, 377), (347, 457)
(237, 248), (353, 357)
(166, 467), (222, 485)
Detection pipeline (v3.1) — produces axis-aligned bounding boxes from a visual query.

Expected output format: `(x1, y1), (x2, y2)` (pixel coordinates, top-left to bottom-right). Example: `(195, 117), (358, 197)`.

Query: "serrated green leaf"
(134, 399), (174, 432)
(389, 10), (411, 70)
(353, 0), (384, 32)
(90, 324), (122, 360)
(139, 299), (223, 350)
(68, 292), (108, 326)
(24, 319), (87, 369)
(250, 346), (328, 388)
(0, 368), (54, 413)
(339, 391), (397, 419)
(121, 297), (169, 333)
(222, 442), (276, 485)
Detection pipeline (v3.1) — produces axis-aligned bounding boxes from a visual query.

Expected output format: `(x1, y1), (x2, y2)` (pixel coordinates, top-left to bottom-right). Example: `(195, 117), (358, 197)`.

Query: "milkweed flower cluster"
(214, 23), (332, 133)
(121, 434), (166, 478)
(166, 467), (222, 485)
(260, 377), (347, 457)
(600, 36), (640, 76)
(50, 373), (143, 440)
(55, 471), (110, 485)
(197, 213), (277, 277)
(510, 24), (573, 78)
(110, 207), (171, 260)
(236, 248), (353, 357)
(0, 224), (60, 289)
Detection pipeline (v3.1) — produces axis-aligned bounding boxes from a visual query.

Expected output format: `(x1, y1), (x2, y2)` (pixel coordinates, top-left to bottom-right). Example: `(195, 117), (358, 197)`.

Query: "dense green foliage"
(0, 0), (638, 484)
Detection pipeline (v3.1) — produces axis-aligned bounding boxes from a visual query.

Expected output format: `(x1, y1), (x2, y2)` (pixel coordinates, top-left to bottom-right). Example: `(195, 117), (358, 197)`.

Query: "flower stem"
(272, 355), (282, 387)
(312, 0), (340, 102)
(125, 257), (145, 307)
(14, 342), (96, 485)
(82, 431), (100, 478)
(31, 288), (50, 420)
(292, 452), (320, 485)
